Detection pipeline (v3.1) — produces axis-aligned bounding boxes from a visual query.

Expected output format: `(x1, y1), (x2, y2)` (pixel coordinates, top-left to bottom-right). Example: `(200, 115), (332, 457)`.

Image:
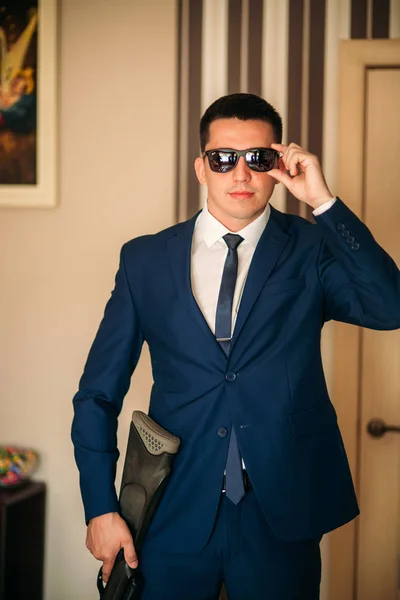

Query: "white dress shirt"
(191, 197), (336, 336)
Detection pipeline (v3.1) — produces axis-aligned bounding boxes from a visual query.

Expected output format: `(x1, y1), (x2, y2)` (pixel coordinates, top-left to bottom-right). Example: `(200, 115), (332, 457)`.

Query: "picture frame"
(0, 0), (57, 208)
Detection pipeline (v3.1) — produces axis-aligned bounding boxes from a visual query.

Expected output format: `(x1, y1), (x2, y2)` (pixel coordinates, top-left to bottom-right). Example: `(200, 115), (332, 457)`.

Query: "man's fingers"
(271, 143), (313, 175)
(283, 148), (300, 172)
(268, 168), (293, 189)
(271, 142), (287, 153)
(285, 150), (313, 177)
(123, 539), (139, 568)
(101, 558), (114, 583)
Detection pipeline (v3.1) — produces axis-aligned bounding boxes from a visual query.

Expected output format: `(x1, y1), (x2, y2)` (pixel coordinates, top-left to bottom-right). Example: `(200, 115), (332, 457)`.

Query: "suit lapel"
(231, 208), (290, 350)
(166, 206), (290, 355)
(166, 213), (220, 347)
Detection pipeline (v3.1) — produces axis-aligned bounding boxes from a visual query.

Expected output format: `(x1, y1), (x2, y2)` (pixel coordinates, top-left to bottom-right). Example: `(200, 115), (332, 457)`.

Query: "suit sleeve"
(315, 198), (400, 329)
(71, 244), (144, 523)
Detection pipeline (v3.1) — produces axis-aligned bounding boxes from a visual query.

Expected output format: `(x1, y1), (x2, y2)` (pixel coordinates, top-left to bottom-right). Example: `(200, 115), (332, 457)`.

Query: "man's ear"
(194, 156), (207, 185)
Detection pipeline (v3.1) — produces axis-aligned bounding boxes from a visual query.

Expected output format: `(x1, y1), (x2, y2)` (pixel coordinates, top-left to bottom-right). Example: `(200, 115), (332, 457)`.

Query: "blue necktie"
(215, 233), (245, 505)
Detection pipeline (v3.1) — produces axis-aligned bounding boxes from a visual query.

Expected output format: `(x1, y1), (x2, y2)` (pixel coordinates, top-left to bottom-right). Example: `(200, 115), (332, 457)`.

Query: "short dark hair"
(200, 93), (283, 153)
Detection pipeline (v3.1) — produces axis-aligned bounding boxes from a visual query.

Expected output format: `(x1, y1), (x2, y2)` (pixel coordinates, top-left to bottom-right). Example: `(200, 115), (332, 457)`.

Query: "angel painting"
(0, 4), (38, 184)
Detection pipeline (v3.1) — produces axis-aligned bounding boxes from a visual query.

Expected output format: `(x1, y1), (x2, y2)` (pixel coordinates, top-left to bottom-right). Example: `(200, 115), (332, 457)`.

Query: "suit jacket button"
(351, 242), (360, 250)
(337, 223), (346, 231)
(346, 236), (355, 243)
(341, 230), (350, 237)
(225, 372), (236, 382)
(218, 427), (228, 438)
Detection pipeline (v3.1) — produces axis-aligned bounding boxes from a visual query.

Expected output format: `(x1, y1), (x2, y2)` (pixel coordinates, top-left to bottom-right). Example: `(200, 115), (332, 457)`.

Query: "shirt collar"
(195, 200), (270, 249)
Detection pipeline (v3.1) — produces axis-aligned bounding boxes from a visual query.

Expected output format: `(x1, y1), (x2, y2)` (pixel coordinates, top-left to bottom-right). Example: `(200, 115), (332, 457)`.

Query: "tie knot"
(223, 233), (244, 250)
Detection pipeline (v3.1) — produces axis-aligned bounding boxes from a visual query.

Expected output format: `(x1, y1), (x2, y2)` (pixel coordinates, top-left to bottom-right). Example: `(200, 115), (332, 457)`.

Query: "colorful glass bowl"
(0, 446), (39, 488)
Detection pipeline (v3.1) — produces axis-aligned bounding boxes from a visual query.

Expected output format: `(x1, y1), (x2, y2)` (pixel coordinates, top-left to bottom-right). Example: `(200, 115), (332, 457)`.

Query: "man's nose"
(233, 156), (251, 181)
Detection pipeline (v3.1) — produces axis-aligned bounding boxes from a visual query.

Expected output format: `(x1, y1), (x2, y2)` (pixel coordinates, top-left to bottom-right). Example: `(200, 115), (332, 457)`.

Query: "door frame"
(328, 39), (400, 600)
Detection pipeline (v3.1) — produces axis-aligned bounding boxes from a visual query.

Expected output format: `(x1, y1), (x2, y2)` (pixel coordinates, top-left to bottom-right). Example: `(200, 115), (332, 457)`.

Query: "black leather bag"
(97, 411), (180, 599)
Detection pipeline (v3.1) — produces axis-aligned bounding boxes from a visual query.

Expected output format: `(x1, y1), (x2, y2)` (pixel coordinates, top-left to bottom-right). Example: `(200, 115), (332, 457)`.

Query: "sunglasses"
(203, 147), (280, 173)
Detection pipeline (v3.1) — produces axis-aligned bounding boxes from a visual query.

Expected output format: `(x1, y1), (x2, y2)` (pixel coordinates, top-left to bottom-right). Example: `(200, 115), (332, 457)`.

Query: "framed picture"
(0, 0), (57, 208)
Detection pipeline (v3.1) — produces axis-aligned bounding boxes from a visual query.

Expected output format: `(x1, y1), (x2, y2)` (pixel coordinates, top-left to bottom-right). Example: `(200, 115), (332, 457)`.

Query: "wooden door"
(356, 67), (400, 600)
(329, 41), (400, 600)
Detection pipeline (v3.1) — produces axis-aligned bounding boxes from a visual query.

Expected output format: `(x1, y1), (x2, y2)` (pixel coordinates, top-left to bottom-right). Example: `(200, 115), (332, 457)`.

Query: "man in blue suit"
(72, 93), (400, 599)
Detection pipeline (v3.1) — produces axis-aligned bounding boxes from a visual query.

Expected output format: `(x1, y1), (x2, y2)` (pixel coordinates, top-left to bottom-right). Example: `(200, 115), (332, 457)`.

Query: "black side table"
(0, 481), (46, 600)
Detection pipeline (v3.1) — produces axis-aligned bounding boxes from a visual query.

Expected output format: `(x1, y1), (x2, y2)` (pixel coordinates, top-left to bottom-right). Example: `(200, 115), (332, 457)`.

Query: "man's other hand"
(86, 512), (138, 583)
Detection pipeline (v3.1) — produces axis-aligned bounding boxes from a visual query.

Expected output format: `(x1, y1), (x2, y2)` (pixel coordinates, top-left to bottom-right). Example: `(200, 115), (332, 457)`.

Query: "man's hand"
(268, 143), (334, 210)
(86, 512), (138, 583)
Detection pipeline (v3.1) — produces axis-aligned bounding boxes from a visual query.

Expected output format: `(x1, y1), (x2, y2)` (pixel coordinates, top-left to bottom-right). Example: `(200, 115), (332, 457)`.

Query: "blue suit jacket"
(72, 199), (400, 552)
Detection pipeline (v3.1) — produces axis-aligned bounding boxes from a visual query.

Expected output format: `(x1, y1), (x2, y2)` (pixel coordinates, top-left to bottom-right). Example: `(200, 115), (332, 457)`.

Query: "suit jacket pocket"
(263, 277), (306, 295)
(288, 402), (338, 437)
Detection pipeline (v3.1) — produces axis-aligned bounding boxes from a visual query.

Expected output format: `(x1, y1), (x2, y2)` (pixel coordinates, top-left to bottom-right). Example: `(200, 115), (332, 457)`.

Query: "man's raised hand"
(268, 142), (334, 210)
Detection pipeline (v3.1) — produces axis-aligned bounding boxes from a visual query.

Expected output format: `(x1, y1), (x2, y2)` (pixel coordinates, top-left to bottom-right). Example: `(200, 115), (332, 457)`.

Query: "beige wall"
(0, 1), (177, 598)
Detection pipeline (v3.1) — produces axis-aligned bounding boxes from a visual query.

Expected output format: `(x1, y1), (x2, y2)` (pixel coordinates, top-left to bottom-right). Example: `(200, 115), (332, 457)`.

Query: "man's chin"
(228, 204), (268, 220)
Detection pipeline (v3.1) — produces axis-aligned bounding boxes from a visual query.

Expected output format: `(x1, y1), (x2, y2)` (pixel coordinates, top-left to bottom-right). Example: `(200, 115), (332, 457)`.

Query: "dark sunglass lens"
(246, 149), (277, 172)
(208, 151), (236, 173)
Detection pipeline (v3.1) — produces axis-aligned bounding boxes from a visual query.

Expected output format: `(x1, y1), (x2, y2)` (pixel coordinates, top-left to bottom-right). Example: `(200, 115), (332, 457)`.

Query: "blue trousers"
(139, 489), (322, 600)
